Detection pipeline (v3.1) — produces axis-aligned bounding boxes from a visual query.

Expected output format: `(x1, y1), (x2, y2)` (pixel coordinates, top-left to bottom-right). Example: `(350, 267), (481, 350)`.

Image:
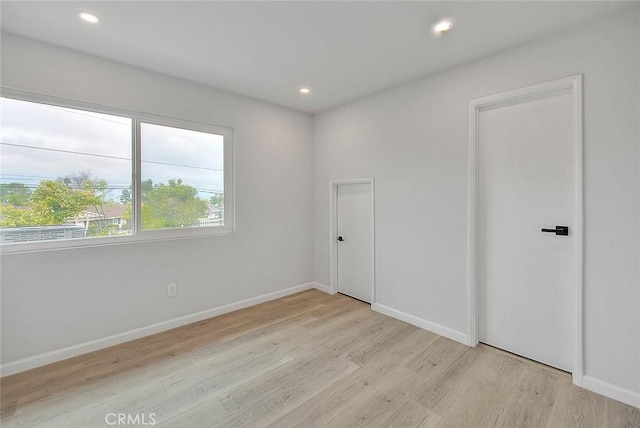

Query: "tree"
(1, 180), (95, 226)
(142, 179), (207, 229)
(0, 171), (112, 229)
(141, 179), (154, 201)
(209, 193), (224, 208)
(120, 189), (131, 205)
(60, 170), (93, 189)
(122, 179), (154, 224)
(33, 180), (94, 224)
(0, 182), (32, 206)
(0, 205), (34, 227)
(59, 171), (110, 235)
(59, 171), (108, 203)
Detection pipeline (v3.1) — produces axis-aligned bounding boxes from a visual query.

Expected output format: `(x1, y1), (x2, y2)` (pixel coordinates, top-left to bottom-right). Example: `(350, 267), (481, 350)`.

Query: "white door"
(337, 183), (373, 303)
(478, 92), (573, 371)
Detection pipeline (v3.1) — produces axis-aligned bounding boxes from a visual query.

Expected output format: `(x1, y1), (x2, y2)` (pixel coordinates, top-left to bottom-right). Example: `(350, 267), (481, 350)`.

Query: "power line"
(1, 142), (223, 172)
(142, 158), (223, 172)
(1, 176), (223, 193)
(0, 174), (132, 184)
(0, 181), (223, 194)
(2, 142), (130, 161)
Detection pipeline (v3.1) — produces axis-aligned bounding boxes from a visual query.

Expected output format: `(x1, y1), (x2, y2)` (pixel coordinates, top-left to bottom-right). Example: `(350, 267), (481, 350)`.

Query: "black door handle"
(337, 236), (344, 242)
(541, 226), (569, 236)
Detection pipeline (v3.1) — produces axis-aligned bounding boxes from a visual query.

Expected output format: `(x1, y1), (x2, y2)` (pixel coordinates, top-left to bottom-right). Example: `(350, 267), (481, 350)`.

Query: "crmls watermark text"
(105, 413), (156, 426)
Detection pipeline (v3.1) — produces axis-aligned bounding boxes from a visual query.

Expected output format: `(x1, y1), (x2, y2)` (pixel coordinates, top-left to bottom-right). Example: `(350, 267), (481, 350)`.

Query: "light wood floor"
(1, 290), (638, 427)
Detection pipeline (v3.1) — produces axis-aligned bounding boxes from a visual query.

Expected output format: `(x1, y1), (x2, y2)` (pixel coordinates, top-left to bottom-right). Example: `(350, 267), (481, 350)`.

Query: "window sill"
(0, 226), (234, 255)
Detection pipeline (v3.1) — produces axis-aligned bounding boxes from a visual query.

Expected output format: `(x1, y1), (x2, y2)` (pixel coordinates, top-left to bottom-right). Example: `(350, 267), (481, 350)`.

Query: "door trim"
(329, 178), (376, 303)
(466, 75), (584, 385)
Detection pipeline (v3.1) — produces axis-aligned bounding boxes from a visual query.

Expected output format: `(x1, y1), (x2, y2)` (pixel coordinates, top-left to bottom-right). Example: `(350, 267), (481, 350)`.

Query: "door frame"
(329, 178), (376, 303)
(466, 75), (584, 385)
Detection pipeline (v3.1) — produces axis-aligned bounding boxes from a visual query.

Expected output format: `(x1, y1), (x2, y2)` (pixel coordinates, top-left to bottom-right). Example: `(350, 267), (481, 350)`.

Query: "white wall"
(313, 9), (640, 400)
(0, 34), (313, 366)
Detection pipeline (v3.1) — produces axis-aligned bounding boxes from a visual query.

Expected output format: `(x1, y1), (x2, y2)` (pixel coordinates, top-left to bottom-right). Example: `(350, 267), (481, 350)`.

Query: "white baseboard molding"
(0, 281), (316, 377)
(311, 281), (333, 294)
(581, 375), (640, 408)
(372, 303), (469, 345)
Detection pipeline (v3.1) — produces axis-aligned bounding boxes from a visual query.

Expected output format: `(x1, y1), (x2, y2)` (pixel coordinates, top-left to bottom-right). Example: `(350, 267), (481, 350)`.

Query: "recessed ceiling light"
(300, 88), (311, 95)
(78, 12), (100, 24)
(433, 19), (453, 34)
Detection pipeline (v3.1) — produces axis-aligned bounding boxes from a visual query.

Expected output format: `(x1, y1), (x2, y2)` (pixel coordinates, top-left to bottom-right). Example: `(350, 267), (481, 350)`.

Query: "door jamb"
(467, 75), (584, 386)
(329, 178), (376, 304)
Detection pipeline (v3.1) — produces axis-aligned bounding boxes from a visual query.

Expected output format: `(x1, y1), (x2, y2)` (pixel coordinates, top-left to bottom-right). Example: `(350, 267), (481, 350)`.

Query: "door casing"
(467, 75), (584, 386)
(329, 178), (375, 303)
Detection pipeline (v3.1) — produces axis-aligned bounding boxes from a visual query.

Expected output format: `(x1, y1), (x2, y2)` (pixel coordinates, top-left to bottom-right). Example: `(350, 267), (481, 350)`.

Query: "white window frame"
(0, 88), (235, 254)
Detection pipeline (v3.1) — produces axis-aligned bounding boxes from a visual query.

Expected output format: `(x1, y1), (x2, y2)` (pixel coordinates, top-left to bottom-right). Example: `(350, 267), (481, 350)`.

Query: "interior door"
(337, 183), (372, 303)
(478, 91), (573, 371)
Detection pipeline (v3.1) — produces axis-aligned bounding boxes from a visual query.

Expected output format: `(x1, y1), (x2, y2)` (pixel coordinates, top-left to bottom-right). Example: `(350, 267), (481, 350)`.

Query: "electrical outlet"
(168, 283), (177, 297)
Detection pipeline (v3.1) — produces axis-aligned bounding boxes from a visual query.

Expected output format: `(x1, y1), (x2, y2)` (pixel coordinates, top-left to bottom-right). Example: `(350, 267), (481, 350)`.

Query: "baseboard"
(311, 281), (333, 294)
(372, 303), (469, 345)
(373, 302), (640, 409)
(581, 375), (640, 408)
(0, 281), (316, 377)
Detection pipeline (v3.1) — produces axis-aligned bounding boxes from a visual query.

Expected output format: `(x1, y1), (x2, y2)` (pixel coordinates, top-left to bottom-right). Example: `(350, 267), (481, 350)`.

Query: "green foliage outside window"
(1, 172), (211, 233)
(140, 179), (208, 229)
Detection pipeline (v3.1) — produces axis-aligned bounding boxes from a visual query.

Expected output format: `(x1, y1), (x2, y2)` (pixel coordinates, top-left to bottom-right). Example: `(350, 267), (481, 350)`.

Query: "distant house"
(0, 203), (128, 241)
(201, 204), (223, 227)
(71, 204), (127, 232)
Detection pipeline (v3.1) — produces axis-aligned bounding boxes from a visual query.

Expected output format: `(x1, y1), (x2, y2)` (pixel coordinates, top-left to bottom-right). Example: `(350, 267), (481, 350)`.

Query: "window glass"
(0, 94), (232, 250)
(0, 97), (132, 243)
(140, 122), (224, 230)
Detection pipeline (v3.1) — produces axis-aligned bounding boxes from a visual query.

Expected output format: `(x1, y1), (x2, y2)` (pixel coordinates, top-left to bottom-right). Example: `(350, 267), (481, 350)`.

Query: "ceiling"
(0, 1), (632, 113)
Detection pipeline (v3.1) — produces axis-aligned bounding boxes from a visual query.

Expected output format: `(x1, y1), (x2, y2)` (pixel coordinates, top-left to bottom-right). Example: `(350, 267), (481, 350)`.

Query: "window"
(0, 91), (234, 251)
(140, 122), (225, 231)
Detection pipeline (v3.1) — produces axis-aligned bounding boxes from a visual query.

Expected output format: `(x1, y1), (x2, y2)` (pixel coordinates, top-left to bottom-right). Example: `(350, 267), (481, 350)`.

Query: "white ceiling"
(0, 1), (632, 113)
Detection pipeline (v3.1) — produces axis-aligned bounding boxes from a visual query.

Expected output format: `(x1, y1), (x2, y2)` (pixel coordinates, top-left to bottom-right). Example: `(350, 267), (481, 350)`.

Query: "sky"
(0, 97), (224, 202)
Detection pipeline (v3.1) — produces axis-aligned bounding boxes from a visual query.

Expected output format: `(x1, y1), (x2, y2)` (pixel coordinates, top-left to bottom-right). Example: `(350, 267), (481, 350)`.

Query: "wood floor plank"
(546, 381), (605, 427)
(186, 312), (313, 366)
(294, 304), (381, 351)
(328, 383), (436, 428)
(361, 327), (440, 369)
(342, 317), (419, 366)
(493, 360), (566, 427)
(418, 412), (444, 428)
(79, 382), (168, 427)
(3, 381), (166, 428)
(325, 346), (443, 428)
(213, 353), (359, 427)
(1, 289), (636, 428)
(265, 361), (392, 428)
(300, 305), (367, 335)
(602, 396), (640, 428)
(9, 356), (183, 421)
(5, 409), (88, 428)
(0, 399), (17, 419)
(306, 294), (361, 321)
(154, 399), (228, 428)
(433, 347), (527, 427)
(0, 363), (86, 407)
(404, 336), (468, 375)
(161, 347), (292, 398)
(218, 353), (356, 411)
(412, 343), (484, 413)
(267, 328), (439, 428)
(384, 337), (482, 414)
(303, 312), (399, 360)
